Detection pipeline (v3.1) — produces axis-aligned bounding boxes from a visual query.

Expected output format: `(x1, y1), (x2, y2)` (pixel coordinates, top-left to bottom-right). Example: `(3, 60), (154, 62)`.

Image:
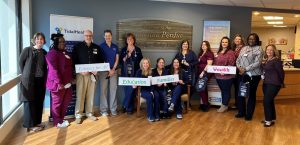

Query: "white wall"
(252, 27), (295, 55)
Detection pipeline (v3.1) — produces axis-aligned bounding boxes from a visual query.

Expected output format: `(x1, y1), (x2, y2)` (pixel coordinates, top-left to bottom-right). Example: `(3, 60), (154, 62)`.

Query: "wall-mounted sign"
(117, 19), (193, 50)
(75, 63), (110, 73)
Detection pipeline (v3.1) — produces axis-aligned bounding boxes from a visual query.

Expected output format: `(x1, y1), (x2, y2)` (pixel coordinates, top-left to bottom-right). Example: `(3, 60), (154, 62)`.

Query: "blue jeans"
(216, 78), (233, 106)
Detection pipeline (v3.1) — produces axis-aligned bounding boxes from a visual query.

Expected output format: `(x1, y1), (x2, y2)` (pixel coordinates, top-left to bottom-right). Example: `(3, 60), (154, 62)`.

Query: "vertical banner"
(203, 20), (230, 106)
(50, 14), (93, 118)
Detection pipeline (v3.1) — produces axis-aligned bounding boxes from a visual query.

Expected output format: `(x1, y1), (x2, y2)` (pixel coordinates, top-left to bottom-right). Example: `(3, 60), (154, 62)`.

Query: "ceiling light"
(253, 11), (260, 15)
(295, 15), (300, 18)
(263, 16), (283, 20)
(267, 21), (283, 24)
(273, 25), (287, 28)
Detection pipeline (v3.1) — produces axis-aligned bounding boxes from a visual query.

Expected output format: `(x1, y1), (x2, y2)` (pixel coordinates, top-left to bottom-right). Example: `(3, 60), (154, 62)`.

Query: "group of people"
(19, 30), (284, 132)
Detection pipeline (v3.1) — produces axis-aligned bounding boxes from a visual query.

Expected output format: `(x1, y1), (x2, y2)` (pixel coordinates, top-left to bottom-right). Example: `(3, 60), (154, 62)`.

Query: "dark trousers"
(51, 88), (72, 126)
(155, 89), (168, 113)
(237, 75), (261, 119)
(141, 90), (159, 118)
(216, 78), (233, 106)
(171, 85), (182, 115)
(23, 77), (45, 128)
(199, 87), (208, 105)
(263, 84), (281, 121)
(233, 75), (241, 106)
(123, 86), (135, 112)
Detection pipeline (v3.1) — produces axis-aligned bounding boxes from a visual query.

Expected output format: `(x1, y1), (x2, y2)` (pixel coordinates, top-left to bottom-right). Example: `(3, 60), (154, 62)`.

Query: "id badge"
(243, 53), (248, 57)
(93, 48), (98, 54)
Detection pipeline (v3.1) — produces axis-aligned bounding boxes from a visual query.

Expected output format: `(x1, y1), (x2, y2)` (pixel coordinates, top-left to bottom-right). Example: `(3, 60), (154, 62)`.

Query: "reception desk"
(256, 68), (300, 100)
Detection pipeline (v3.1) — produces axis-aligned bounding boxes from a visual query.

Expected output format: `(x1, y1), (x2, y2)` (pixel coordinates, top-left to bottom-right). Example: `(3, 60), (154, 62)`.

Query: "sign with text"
(151, 75), (179, 85)
(207, 65), (236, 74)
(75, 63), (110, 73)
(118, 77), (151, 86)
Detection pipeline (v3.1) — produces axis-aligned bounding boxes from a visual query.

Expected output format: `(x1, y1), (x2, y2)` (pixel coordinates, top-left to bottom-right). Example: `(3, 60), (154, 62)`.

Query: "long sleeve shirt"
(262, 58), (284, 86)
(214, 50), (236, 80)
(236, 45), (263, 76)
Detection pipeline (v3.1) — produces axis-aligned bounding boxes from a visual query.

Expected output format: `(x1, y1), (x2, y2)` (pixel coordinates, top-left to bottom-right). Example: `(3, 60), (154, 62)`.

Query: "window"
(0, 0), (21, 124)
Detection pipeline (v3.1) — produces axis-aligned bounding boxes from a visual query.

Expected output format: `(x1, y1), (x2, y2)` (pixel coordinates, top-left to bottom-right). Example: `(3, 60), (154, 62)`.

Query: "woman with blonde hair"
(261, 44), (284, 127)
(135, 58), (159, 122)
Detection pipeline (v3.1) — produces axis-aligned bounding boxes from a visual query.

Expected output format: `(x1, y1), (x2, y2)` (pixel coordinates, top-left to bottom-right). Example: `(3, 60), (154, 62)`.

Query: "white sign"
(118, 77), (151, 86)
(151, 75), (179, 85)
(207, 65), (236, 74)
(75, 63), (110, 73)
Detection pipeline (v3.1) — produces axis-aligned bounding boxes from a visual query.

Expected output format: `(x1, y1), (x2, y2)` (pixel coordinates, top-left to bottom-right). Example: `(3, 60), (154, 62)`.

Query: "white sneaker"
(57, 122), (68, 128)
(217, 105), (228, 113)
(63, 120), (70, 126)
(101, 112), (109, 117)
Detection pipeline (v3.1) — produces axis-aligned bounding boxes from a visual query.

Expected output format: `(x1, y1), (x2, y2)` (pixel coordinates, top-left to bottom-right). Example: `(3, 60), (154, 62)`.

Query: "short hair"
(264, 44), (280, 59)
(247, 33), (260, 46)
(125, 33), (136, 45)
(104, 29), (112, 35)
(218, 36), (232, 54)
(31, 32), (46, 45)
(232, 34), (245, 50)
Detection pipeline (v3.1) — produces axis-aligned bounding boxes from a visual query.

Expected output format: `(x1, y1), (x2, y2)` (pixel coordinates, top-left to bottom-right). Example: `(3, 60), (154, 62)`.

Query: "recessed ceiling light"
(267, 21), (283, 24)
(295, 15), (300, 18)
(273, 25), (287, 27)
(263, 16), (283, 20)
(253, 11), (260, 15)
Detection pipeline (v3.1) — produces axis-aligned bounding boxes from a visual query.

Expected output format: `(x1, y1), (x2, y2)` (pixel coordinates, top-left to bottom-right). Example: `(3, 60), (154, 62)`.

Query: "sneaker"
(57, 122), (68, 128)
(111, 111), (118, 116)
(88, 115), (98, 121)
(27, 126), (43, 133)
(217, 105), (228, 113)
(75, 118), (82, 124)
(176, 114), (183, 120)
(101, 112), (109, 117)
(155, 116), (160, 121)
(147, 116), (155, 122)
(168, 103), (174, 112)
(63, 120), (70, 126)
(264, 121), (274, 127)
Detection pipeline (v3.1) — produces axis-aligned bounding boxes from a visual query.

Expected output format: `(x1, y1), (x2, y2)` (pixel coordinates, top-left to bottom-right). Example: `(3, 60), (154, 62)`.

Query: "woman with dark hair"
(261, 44), (284, 127)
(214, 37), (236, 113)
(236, 33), (263, 121)
(120, 33), (143, 114)
(168, 58), (188, 119)
(231, 34), (246, 109)
(46, 34), (73, 128)
(135, 58), (159, 122)
(152, 58), (169, 118)
(175, 40), (198, 109)
(19, 32), (47, 132)
(197, 41), (214, 112)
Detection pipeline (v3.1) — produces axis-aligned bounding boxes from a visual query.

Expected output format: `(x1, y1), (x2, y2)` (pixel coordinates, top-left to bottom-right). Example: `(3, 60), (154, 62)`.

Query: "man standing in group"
(99, 30), (119, 116)
(72, 30), (105, 124)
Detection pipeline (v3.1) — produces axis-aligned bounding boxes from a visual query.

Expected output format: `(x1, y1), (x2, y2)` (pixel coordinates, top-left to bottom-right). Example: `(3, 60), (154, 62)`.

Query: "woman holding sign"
(46, 34), (73, 128)
(214, 37), (236, 113)
(135, 58), (159, 122)
(120, 33), (143, 114)
(175, 40), (198, 110)
(197, 41), (214, 112)
(152, 58), (169, 118)
(236, 33), (263, 121)
(168, 58), (188, 119)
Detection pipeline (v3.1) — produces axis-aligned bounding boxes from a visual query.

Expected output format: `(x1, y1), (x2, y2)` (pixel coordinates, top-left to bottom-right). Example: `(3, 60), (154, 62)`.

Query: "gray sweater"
(236, 45), (263, 76)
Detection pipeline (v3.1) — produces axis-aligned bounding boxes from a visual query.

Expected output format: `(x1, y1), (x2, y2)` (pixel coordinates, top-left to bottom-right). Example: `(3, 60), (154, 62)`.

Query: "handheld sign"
(118, 77), (151, 86)
(151, 75), (179, 85)
(207, 65), (236, 74)
(75, 63), (110, 73)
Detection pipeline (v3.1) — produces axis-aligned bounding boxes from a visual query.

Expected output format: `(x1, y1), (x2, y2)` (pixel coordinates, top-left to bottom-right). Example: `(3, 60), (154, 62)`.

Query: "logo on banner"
(207, 65), (236, 74)
(55, 27), (84, 35)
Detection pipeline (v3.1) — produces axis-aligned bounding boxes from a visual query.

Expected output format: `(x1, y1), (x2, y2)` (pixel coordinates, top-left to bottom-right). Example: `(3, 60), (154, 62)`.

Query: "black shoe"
(245, 116), (252, 121)
(122, 107), (126, 113)
(235, 113), (245, 118)
(127, 111), (133, 115)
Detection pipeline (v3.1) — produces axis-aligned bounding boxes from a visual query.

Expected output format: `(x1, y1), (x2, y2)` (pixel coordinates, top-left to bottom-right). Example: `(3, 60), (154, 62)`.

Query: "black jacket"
(19, 46), (47, 101)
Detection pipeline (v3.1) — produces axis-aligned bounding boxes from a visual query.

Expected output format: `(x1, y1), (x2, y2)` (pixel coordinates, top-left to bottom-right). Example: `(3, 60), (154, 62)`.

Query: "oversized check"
(75, 63), (110, 73)
(207, 65), (236, 74)
(151, 75), (179, 85)
(118, 77), (151, 86)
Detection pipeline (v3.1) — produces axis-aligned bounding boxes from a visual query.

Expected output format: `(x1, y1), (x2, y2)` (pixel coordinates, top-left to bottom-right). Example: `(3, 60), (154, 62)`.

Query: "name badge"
(93, 48), (98, 54)
(243, 53), (248, 57)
